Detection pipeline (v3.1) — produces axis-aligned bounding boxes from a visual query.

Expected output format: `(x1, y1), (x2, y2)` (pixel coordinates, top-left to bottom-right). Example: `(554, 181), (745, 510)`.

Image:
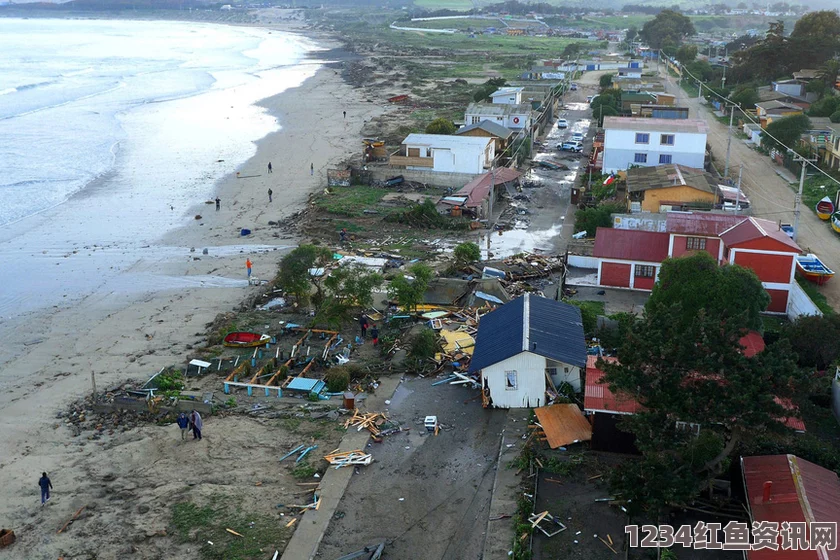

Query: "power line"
(659, 49), (840, 192)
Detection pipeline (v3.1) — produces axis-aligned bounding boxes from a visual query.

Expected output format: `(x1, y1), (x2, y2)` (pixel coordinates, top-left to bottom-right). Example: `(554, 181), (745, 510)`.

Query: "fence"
(787, 281), (823, 320)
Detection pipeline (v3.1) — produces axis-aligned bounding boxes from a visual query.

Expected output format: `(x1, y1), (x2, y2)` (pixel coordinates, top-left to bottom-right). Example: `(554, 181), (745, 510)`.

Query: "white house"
(389, 133), (494, 174)
(490, 87), (524, 105)
(602, 116), (708, 174)
(469, 294), (587, 409)
(465, 103), (532, 131)
(772, 79), (806, 98)
(616, 68), (643, 79)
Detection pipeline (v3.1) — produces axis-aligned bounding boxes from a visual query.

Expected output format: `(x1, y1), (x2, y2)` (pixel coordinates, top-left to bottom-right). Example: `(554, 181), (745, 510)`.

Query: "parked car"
(572, 132), (585, 142)
(570, 83), (578, 91)
(560, 141), (583, 153)
(557, 118), (568, 129)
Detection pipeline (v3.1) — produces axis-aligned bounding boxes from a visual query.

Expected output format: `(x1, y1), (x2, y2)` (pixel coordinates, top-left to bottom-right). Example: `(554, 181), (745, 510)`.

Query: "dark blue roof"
(468, 294), (586, 373)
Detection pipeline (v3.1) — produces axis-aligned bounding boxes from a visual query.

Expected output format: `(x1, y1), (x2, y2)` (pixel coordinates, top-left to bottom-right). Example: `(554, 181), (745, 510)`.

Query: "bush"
(574, 202), (625, 237)
(384, 199), (468, 230)
(425, 117), (456, 135)
(408, 329), (439, 365)
(324, 368), (350, 393)
(453, 242), (481, 267)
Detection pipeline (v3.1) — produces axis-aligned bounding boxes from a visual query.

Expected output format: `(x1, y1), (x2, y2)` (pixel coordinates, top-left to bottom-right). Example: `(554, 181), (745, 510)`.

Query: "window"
(634, 153), (648, 163)
(635, 133), (650, 144)
(675, 421), (701, 436)
(659, 154), (673, 164)
(471, 116), (480, 124)
(660, 134), (675, 145)
(686, 237), (706, 250)
(545, 367), (557, 378)
(505, 371), (518, 390)
(635, 265), (655, 278)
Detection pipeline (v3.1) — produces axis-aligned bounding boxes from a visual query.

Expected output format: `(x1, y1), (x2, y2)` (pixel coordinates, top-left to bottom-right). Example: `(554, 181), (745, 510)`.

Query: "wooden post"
(91, 370), (96, 395)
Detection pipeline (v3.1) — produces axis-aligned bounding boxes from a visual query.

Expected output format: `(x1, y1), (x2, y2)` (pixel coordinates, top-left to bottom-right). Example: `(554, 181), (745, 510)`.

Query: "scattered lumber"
(343, 410), (387, 436)
(599, 536), (618, 554)
(324, 450), (373, 469)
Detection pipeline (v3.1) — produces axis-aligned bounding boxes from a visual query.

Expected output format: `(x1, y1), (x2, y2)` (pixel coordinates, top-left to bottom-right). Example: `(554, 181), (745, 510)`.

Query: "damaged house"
(469, 294), (586, 409)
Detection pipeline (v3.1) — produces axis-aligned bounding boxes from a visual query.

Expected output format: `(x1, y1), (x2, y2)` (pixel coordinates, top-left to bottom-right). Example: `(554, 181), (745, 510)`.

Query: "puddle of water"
(480, 223), (564, 259)
(389, 382), (414, 409)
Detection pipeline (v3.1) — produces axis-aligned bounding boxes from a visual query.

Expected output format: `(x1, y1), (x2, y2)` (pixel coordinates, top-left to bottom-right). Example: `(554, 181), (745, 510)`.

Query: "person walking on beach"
(246, 258), (252, 279)
(310, 162), (314, 176)
(215, 197), (220, 211)
(190, 410), (203, 440)
(370, 325), (379, 346)
(39, 472), (52, 505)
(176, 412), (190, 441)
(267, 162), (273, 174)
(343, 110), (346, 119)
(268, 188), (273, 203)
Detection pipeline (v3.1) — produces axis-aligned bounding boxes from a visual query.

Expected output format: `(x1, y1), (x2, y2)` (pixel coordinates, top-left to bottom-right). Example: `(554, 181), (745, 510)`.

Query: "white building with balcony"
(602, 117), (708, 174)
(490, 87), (525, 105)
(389, 134), (494, 174)
(465, 103), (532, 131)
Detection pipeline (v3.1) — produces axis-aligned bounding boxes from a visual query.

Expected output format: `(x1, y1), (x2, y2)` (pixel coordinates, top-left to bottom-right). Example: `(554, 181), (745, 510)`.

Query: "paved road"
(658, 66), (840, 310)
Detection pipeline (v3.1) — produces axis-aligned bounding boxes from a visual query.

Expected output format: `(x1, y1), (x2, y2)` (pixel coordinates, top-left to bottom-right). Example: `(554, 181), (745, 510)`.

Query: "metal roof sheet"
(603, 116), (709, 134)
(455, 168), (521, 208)
(402, 133), (492, 150)
(665, 212), (745, 236)
(533, 404), (592, 448)
(719, 217), (802, 252)
(468, 294), (586, 373)
(592, 228), (670, 262)
(742, 455), (840, 560)
(626, 164), (717, 194)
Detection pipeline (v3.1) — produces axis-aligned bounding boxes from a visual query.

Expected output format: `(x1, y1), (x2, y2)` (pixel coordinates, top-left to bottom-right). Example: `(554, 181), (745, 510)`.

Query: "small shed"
(469, 294), (587, 409)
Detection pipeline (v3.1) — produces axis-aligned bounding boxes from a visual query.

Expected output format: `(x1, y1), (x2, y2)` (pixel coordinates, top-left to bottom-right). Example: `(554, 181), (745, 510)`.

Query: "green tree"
(730, 85), (759, 110)
(760, 114), (811, 153)
(473, 77), (507, 103)
(599, 73), (614, 89)
(624, 26), (638, 47)
(603, 301), (800, 515)
(388, 263), (433, 311)
(425, 118), (456, 135)
(818, 58), (840, 89)
(574, 202), (625, 237)
(675, 44), (698, 65)
(730, 20), (788, 83)
(277, 245), (334, 305)
(316, 265), (383, 328)
(808, 96), (840, 118)
(647, 252), (769, 331)
(562, 42), (586, 58)
(638, 9), (696, 51)
(831, 111), (840, 124)
(595, 105), (619, 127)
(783, 314), (840, 370)
(453, 242), (481, 268)
(324, 367), (350, 393)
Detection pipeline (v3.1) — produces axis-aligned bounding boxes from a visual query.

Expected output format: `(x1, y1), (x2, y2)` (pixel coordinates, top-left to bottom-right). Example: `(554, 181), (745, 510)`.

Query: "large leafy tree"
(730, 85), (759, 110)
(276, 245), (334, 305)
(783, 314), (840, 371)
(760, 114), (811, 153)
(729, 20), (788, 83)
(425, 118), (456, 135)
(647, 252), (769, 331)
(602, 254), (800, 515)
(675, 44), (698, 65)
(388, 263), (433, 311)
(316, 265), (383, 328)
(638, 9), (696, 51)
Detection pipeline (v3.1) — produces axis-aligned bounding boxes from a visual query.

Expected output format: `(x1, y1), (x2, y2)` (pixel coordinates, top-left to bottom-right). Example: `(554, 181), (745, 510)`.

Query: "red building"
(593, 213), (802, 314)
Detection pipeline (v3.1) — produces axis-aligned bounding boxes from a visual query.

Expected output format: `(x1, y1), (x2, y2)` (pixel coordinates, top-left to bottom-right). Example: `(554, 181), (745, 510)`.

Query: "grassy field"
(387, 28), (600, 57)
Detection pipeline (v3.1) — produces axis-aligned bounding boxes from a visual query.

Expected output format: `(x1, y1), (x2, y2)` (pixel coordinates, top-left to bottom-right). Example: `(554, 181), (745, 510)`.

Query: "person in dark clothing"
(343, 110), (346, 119)
(39, 472), (52, 505)
(359, 314), (368, 338)
(370, 325), (379, 346)
(215, 197), (220, 211)
(339, 228), (347, 243)
(190, 410), (203, 440)
(268, 188), (273, 203)
(176, 412), (190, 441)
(267, 162), (273, 173)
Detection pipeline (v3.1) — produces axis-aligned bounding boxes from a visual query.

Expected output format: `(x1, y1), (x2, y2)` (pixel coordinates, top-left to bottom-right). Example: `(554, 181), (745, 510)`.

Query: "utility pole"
(792, 154), (816, 242)
(698, 80), (703, 101)
(735, 165), (743, 215)
(724, 103), (736, 180)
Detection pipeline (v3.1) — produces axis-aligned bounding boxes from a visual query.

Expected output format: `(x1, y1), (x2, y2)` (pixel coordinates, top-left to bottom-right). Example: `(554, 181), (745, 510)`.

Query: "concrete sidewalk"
(482, 408), (531, 559)
(280, 374), (403, 560)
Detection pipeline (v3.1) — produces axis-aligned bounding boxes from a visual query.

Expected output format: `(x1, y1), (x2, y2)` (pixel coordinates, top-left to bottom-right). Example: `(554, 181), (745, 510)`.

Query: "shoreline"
(0, 17), (383, 551)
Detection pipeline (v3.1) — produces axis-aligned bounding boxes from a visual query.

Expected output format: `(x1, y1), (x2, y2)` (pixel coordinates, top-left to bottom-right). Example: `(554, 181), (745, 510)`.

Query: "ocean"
(0, 18), (317, 322)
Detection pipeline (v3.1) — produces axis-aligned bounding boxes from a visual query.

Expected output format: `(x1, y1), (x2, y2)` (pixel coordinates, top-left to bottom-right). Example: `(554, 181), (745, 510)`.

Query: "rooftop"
(792, 68), (819, 80)
(742, 454), (840, 560)
(401, 133), (492, 151)
(755, 100), (802, 112)
(719, 216), (802, 253)
(603, 116), (709, 134)
(626, 164), (718, 194)
(491, 87), (524, 97)
(454, 120), (514, 139)
(593, 228), (671, 262)
(454, 168), (521, 208)
(465, 102), (532, 117)
(584, 356), (644, 414)
(665, 212), (744, 236)
(468, 294), (587, 373)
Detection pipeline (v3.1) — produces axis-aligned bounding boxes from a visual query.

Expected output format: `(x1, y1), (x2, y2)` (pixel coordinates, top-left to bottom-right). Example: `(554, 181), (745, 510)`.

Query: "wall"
(671, 235), (722, 261)
(639, 186), (716, 212)
(367, 166), (479, 188)
(788, 281), (823, 320)
(482, 352), (547, 409)
(547, 359), (582, 392)
(613, 213), (668, 232)
(730, 251), (794, 284)
(567, 255), (599, 269)
(765, 288), (790, 314)
(600, 262), (631, 288)
(602, 128), (707, 174)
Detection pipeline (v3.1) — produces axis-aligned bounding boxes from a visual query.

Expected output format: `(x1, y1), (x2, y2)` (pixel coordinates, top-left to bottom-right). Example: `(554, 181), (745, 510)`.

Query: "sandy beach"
(0, 18), (383, 557)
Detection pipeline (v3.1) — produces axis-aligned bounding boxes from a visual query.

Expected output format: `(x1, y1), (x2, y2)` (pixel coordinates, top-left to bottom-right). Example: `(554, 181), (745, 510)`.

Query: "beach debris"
(57, 506), (87, 534)
(324, 450), (373, 469)
(528, 511), (566, 538)
(343, 410), (387, 436)
(225, 528), (244, 538)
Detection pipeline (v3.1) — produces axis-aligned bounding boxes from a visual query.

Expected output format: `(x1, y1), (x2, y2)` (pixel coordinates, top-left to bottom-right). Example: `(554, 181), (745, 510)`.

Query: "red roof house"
(742, 454), (840, 560)
(593, 228), (670, 290)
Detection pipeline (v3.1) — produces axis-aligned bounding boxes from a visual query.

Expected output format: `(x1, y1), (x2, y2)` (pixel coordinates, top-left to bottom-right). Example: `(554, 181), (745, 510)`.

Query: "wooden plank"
(533, 404), (592, 449)
(530, 511), (549, 528)
(226, 528), (244, 538)
(57, 506), (86, 534)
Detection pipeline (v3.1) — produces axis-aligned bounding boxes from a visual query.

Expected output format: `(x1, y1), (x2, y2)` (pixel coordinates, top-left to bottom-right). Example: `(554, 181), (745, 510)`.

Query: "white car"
(557, 118), (568, 128)
(572, 132), (585, 142)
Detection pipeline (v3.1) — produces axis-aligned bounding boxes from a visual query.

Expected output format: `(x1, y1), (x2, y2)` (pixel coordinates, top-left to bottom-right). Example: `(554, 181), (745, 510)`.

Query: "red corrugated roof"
(593, 228), (670, 262)
(743, 455), (840, 560)
(666, 212), (744, 236)
(584, 356), (645, 414)
(720, 217), (802, 252)
(455, 168), (521, 208)
(740, 331), (766, 358)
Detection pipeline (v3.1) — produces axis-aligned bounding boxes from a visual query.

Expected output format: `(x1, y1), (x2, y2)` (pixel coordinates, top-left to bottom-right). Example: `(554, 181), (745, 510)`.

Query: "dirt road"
(658, 67), (840, 310)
